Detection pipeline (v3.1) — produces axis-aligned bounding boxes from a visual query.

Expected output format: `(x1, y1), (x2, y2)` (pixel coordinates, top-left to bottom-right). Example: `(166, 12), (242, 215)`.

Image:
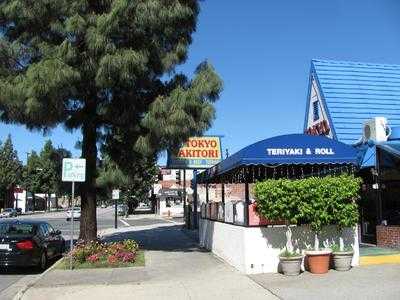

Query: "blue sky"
(2, 0), (400, 164)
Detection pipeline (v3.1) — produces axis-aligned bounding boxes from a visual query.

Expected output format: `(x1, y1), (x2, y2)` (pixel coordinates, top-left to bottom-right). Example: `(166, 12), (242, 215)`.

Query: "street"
(0, 207), (166, 300)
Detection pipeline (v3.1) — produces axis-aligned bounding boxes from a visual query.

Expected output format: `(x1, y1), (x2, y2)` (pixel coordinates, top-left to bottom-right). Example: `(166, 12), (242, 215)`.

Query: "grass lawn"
(57, 250), (145, 270)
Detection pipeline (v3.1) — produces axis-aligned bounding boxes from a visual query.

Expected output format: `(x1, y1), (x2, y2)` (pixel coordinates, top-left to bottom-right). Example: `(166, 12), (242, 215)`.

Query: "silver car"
(0, 208), (17, 218)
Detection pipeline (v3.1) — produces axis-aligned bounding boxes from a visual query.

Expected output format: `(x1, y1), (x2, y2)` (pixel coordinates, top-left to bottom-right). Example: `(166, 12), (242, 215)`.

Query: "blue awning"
(358, 140), (400, 169)
(199, 134), (358, 182)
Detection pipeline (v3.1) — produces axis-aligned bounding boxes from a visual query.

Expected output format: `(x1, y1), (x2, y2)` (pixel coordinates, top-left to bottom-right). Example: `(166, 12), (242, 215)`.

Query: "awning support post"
(221, 183), (225, 204)
(245, 182), (250, 227)
(206, 183), (209, 203)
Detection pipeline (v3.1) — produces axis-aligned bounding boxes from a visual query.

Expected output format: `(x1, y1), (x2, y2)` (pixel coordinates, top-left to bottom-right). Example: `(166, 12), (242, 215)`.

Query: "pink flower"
(87, 254), (100, 263)
(108, 255), (118, 264)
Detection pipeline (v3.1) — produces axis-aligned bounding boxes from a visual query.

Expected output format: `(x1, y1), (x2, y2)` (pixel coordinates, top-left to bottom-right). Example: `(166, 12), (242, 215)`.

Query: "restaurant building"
(304, 59), (400, 247)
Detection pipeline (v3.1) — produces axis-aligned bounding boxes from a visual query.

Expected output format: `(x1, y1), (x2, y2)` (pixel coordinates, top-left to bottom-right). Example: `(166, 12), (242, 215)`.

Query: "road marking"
(119, 219), (130, 227)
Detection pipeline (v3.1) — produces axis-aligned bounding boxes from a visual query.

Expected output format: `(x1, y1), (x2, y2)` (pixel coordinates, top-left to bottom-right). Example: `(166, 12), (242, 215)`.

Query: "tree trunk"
(79, 121), (98, 241)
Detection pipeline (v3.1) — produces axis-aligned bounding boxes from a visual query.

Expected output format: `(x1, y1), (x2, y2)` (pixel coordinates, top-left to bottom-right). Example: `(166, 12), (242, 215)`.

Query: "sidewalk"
(20, 222), (277, 300)
(250, 264), (400, 300)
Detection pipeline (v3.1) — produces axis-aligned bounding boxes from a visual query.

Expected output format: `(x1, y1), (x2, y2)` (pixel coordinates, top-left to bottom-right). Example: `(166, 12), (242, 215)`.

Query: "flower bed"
(61, 239), (144, 269)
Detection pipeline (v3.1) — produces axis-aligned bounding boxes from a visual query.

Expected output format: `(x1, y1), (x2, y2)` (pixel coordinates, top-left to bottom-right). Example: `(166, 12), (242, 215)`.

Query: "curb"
(360, 254), (400, 266)
(13, 256), (65, 300)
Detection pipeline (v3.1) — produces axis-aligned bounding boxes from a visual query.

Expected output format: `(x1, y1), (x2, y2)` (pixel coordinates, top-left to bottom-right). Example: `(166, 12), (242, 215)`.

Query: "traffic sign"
(112, 189), (120, 200)
(62, 158), (86, 182)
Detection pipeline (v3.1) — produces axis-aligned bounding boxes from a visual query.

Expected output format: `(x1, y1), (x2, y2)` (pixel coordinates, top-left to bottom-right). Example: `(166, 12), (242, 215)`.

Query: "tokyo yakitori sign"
(167, 136), (222, 169)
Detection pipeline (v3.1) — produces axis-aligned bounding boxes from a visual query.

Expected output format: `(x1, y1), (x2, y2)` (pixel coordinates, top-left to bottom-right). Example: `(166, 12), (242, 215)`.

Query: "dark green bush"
(254, 174), (362, 233)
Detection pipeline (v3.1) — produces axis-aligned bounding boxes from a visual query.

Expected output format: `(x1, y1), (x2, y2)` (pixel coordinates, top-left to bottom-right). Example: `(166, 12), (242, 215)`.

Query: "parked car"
(101, 203), (107, 208)
(0, 208), (17, 218)
(0, 219), (65, 270)
(117, 204), (128, 216)
(66, 207), (81, 221)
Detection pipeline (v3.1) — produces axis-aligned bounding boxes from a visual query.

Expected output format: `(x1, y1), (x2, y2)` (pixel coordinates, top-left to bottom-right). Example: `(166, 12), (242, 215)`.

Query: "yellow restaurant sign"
(167, 136), (222, 169)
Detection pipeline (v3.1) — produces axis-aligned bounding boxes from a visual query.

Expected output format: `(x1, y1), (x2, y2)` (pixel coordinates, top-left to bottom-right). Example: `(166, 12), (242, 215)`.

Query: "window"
(46, 224), (55, 235)
(39, 224), (49, 237)
(313, 101), (319, 121)
(0, 224), (35, 235)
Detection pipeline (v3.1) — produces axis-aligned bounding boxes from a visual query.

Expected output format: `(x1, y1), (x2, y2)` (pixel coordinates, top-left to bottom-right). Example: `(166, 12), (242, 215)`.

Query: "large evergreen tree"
(0, 1), (222, 240)
(0, 135), (22, 208)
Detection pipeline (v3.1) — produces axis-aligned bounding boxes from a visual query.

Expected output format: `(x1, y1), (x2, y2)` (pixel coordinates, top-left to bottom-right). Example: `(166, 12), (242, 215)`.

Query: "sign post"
(62, 158), (86, 270)
(112, 189), (120, 229)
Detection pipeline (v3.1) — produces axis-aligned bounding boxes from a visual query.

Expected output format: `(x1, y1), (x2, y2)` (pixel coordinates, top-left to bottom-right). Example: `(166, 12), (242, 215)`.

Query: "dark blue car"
(0, 220), (65, 270)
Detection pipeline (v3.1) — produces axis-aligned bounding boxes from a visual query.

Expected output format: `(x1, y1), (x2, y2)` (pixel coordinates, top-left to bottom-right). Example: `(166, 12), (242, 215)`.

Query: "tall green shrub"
(254, 174), (362, 250)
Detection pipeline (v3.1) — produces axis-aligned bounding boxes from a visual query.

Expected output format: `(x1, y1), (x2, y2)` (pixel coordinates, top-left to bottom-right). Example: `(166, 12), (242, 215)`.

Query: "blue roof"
(308, 59), (400, 144)
(198, 134), (358, 182)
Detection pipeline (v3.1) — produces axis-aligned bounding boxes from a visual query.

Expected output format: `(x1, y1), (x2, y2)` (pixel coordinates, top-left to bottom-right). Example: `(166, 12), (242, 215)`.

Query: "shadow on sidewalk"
(102, 225), (206, 253)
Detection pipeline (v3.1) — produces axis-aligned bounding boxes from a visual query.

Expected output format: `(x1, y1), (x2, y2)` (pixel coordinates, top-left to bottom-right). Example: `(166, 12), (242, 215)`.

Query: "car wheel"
(39, 251), (47, 271)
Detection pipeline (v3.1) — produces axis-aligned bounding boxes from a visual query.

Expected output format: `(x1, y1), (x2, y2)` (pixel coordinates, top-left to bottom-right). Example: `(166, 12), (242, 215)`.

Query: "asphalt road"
(0, 207), (131, 299)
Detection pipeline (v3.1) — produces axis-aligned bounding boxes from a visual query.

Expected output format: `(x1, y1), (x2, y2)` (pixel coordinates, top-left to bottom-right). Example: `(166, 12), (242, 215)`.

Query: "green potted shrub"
(301, 175), (361, 274)
(299, 176), (333, 274)
(254, 179), (304, 276)
(330, 175), (361, 271)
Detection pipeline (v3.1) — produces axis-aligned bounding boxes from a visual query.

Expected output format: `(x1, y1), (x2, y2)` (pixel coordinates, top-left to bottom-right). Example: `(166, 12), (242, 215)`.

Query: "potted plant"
(302, 175), (361, 274)
(331, 243), (354, 271)
(279, 227), (303, 276)
(279, 248), (303, 276)
(300, 176), (335, 274)
(254, 179), (304, 276)
(331, 175), (361, 271)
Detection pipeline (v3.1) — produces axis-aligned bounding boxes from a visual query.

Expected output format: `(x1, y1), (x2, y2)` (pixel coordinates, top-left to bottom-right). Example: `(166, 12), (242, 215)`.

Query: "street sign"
(112, 189), (120, 200)
(62, 158), (86, 182)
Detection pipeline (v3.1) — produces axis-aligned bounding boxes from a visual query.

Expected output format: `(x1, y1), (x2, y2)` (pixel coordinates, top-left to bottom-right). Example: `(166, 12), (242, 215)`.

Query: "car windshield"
(0, 223), (35, 235)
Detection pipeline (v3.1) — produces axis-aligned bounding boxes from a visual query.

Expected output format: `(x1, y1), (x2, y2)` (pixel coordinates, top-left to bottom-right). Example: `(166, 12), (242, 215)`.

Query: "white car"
(66, 207), (81, 221)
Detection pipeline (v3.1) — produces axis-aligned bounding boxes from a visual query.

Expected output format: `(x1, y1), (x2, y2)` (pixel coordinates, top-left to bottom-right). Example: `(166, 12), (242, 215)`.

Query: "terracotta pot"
(305, 249), (332, 274)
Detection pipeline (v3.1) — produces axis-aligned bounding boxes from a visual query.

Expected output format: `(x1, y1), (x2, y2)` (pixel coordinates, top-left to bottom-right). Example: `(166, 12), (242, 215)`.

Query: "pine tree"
(0, 135), (22, 208)
(0, 1), (222, 241)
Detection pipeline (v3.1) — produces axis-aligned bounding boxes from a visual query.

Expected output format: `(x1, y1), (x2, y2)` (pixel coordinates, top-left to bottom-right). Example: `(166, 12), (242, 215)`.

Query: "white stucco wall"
(199, 219), (359, 274)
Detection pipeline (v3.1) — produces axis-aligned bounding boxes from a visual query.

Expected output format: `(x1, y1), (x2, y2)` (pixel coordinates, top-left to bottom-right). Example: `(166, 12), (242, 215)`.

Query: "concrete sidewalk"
(20, 223), (277, 300)
(250, 264), (400, 300)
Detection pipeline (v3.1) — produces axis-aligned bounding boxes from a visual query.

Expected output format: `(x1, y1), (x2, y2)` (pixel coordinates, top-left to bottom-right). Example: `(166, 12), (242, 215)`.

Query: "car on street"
(0, 219), (65, 270)
(117, 204), (128, 216)
(101, 203), (107, 208)
(66, 207), (81, 221)
(0, 208), (17, 218)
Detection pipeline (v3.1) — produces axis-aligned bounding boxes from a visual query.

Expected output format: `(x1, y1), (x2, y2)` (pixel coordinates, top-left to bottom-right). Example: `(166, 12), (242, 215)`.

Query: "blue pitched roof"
(310, 59), (400, 144)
